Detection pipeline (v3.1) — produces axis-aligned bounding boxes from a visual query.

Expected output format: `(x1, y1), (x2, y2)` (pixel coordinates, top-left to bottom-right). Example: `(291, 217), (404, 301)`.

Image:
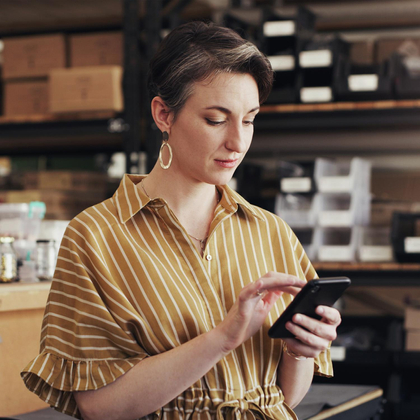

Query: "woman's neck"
(139, 164), (220, 243)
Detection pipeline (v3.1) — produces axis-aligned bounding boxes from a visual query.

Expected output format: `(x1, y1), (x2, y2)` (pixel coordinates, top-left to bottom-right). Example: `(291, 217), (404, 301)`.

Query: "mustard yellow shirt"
(21, 174), (332, 420)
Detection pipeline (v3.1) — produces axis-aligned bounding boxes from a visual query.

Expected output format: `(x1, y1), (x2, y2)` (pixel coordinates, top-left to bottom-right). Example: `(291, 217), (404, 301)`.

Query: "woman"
(22, 21), (340, 420)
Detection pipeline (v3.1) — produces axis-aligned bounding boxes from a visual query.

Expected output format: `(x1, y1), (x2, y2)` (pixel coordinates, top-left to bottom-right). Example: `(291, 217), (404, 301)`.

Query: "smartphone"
(268, 277), (351, 339)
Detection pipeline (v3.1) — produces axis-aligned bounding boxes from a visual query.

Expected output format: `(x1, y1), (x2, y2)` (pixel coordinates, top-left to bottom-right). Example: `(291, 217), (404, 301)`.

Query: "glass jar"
(35, 239), (57, 281)
(0, 236), (18, 283)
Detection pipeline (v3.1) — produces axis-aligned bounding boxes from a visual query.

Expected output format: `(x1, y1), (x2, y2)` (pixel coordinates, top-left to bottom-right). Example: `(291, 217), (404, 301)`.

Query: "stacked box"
(405, 307), (420, 351)
(1, 34), (66, 116)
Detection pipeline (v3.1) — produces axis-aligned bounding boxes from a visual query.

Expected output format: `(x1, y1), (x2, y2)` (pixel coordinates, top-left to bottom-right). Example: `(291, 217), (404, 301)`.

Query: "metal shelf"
(314, 262), (420, 287)
(257, 100), (420, 131)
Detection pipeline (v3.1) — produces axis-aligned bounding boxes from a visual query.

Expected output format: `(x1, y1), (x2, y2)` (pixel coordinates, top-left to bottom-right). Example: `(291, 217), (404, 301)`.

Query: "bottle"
(0, 236), (18, 283)
(35, 240), (56, 281)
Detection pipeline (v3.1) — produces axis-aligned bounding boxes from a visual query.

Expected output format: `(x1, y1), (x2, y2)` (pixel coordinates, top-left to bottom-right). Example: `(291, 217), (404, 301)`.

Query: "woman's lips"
(214, 159), (239, 168)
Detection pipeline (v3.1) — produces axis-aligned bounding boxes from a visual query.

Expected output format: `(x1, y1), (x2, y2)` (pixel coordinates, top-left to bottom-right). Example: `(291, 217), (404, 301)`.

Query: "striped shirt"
(21, 174), (332, 420)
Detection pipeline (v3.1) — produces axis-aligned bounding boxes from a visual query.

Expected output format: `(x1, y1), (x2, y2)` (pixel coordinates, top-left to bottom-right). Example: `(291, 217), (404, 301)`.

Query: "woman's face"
(166, 72), (260, 186)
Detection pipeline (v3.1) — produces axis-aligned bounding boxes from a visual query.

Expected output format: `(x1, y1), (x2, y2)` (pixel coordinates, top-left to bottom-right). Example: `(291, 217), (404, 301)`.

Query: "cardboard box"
(70, 31), (123, 67)
(405, 306), (420, 330)
(3, 79), (49, 116)
(370, 200), (414, 227)
(2, 34), (66, 80)
(376, 38), (420, 63)
(371, 171), (420, 202)
(350, 41), (376, 65)
(23, 171), (109, 192)
(406, 330), (420, 351)
(49, 66), (123, 112)
(0, 282), (50, 416)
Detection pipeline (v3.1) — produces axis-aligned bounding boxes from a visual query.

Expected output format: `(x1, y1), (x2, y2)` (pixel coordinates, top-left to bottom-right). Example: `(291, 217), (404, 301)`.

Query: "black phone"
(268, 277), (351, 339)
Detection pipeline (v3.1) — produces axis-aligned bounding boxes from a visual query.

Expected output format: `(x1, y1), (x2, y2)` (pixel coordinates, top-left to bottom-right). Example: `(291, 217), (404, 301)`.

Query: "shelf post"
(123, 0), (142, 174)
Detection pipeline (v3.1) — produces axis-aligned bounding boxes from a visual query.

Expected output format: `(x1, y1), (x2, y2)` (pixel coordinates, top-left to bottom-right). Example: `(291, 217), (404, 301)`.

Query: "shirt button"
(206, 254), (212, 261)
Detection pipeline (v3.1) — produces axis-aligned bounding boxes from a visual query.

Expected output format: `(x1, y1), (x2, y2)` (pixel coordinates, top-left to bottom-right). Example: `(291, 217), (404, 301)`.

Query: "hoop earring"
(159, 131), (173, 170)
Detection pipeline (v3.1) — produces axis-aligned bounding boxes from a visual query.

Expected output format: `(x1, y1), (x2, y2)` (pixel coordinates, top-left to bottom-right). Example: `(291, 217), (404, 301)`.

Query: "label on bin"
(348, 74), (379, 92)
(263, 21), (295, 37)
(281, 177), (311, 192)
(319, 246), (353, 261)
(300, 87), (332, 103)
(405, 237), (420, 253)
(359, 245), (393, 262)
(319, 211), (351, 227)
(319, 177), (352, 192)
(268, 55), (295, 71)
(299, 50), (332, 68)
(330, 346), (346, 361)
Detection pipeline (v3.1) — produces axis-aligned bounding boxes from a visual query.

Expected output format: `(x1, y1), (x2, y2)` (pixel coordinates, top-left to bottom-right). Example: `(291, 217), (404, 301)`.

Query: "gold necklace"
(140, 181), (219, 251)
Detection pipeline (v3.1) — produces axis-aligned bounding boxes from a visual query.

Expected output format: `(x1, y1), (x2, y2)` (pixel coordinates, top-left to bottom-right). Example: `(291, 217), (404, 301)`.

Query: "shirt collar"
(114, 174), (264, 224)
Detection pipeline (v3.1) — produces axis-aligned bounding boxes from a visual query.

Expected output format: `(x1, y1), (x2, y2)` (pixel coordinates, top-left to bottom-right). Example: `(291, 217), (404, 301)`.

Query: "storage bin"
(317, 191), (371, 227)
(275, 193), (318, 228)
(315, 227), (360, 262)
(358, 226), (393, 262)
(0, 202), (46, 241)
(314, 157), (371, 193)
(391, 212), (420, 263)
(278, 160), (315, 193)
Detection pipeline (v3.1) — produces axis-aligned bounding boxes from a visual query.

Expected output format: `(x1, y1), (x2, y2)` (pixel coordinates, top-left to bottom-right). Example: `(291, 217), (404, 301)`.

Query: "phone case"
(268, 277), (351, 339)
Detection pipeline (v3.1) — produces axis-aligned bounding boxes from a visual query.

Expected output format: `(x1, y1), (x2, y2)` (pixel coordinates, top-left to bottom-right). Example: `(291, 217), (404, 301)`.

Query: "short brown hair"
(148, 21), (273, 115)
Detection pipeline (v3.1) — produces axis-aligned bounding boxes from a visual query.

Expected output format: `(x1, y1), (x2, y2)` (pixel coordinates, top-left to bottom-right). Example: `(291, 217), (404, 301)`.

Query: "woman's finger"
(288, 313), (338, 342)
(316, 306), (342, 326)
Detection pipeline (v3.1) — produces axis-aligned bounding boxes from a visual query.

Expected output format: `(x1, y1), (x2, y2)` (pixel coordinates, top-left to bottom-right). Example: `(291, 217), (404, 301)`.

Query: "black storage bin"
(260, 7), (315, 104)
(335, 58), (395, 101)
(394, 53), (420, 99)
(299, 35), (349, 103)
(391, 212), (420, 263)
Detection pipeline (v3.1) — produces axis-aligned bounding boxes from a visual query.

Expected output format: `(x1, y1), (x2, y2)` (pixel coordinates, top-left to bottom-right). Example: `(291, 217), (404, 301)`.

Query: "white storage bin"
(358, 226), (393, 262)
(315, 227), (360, 262)
(314, 157), (371, 193)
(293, 227), (317, 261)
(275, 194), (318, 228)
(0, 202), (46, 241)
(317, 191), (371, 227)
(38, 219), (70, 247)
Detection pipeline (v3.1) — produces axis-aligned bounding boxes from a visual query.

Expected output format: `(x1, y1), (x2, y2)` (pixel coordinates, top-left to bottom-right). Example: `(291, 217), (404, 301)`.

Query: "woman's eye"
(244, 120), (255, 126)
(206, 119), (225, 126)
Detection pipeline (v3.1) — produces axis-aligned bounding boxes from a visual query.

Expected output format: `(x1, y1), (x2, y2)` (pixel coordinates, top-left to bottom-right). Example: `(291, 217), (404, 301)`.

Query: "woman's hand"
(215, 272), (306, 355)
(283, 305), (342, 359)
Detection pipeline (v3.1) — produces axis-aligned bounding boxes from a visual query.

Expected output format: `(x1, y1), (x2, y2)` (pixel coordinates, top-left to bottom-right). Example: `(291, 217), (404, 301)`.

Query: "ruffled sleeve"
(21, 212), (151, 419)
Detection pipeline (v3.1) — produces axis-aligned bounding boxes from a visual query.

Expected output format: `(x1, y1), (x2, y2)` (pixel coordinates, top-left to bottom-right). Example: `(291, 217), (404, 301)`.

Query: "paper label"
(299, 50), (332, 68)
(268, 55), (295, 71)
(319, 177), (352, 192)
(405, 237), (420, 253)
(300, 87), (332, 103)
(263, 21), (295, 37)
(348, 74), (379, 92)
(281, 177), (311, 193)
(319, 211), (352, 227)
(319, 246), (353, 261)
(359, 246), (393, 262)
(330, 346), (346, 361)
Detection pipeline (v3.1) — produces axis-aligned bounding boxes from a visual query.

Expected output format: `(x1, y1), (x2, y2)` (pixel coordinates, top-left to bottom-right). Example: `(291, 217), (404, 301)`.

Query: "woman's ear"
(151, 97), (173, 133)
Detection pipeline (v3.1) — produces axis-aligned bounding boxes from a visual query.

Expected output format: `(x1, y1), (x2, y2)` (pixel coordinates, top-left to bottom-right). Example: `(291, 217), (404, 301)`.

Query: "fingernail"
(295, 314), (301, 322)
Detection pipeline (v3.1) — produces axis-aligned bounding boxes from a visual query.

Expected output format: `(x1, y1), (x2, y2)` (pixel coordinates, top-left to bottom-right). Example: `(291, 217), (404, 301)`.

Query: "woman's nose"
(225, 124), (249, 153)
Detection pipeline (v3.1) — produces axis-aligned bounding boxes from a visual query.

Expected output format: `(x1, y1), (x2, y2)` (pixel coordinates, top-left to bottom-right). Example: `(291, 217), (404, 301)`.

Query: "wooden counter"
(0, 281), (51, 417)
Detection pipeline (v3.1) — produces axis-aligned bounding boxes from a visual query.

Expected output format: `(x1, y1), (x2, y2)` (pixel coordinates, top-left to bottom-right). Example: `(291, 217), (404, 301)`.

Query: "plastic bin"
(358, 226), (393, 262)
(275, 193), (318, 228)
(278, 160), (315, 194)
(315, 227), (360, 262)
(317, 191), (371, 227)
(314, 157), (371, 193)
(0, 202), (46, 241)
